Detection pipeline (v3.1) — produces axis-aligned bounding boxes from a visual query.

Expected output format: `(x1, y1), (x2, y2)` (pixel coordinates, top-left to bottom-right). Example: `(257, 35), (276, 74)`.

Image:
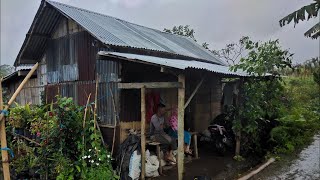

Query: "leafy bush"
(7, 96), (118, 179)
(270, 77), (320, 154)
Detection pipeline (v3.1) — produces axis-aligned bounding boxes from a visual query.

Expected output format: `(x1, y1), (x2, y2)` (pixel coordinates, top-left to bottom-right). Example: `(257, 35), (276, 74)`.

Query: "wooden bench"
(146, 141), (163, 175)
(146, 132), (199, 175)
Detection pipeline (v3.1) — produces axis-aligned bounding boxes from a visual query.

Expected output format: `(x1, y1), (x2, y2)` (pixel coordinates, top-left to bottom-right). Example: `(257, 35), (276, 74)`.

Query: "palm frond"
(279, 2), (319, 27)
(304, 22), (320, 38)
(311, 30), (320, 39)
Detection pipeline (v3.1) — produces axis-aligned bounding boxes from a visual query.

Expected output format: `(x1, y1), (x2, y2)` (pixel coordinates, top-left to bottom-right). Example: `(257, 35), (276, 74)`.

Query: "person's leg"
(184, 131), (192, 154)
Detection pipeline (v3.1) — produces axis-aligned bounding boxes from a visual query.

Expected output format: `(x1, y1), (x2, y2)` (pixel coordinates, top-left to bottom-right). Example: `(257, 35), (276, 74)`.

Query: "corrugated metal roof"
(2, 69), (36, 84)
(15, 0), (227, 66)
(98, 51), (248, 76)
(46, 0), (226, 65)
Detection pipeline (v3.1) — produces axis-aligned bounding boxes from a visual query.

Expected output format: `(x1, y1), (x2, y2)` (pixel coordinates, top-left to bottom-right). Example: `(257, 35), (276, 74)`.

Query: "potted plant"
(9, 104), (31, 135)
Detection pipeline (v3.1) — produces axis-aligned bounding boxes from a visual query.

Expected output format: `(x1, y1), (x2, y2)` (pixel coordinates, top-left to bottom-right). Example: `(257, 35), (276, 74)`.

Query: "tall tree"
(212, 36), (249, 66)
(279, 0), (320, 39)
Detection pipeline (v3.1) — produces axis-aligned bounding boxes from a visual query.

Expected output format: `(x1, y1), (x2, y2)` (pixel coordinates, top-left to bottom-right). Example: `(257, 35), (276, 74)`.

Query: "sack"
(145, 150), (159, 177)
(128, 150), (141, 180)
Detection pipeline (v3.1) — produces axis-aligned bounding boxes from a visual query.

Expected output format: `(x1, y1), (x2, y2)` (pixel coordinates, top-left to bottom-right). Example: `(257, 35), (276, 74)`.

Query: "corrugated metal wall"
(46, 31), (105, 83)
(96, 60), (120, 125)
(44, 64), (120, 126)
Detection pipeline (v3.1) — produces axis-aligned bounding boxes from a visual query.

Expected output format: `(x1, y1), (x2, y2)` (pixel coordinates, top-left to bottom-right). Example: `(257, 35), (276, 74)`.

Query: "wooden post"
(178, 74), (185, 180)
(140, 87), (146, 180)
(193, 134), (198, 159)
(0, 80), (10, 180)
(235, 78), (244, 156)
(156, 144), (162, 175)
(0, 63), (39, 123)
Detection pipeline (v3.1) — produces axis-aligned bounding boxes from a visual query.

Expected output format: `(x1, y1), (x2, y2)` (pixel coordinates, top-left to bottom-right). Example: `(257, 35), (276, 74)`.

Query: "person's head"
(157, 103), (166, 116)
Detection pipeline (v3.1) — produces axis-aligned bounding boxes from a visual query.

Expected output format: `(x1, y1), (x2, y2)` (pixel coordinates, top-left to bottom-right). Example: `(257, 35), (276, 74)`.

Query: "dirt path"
(253, 134), (320, 180)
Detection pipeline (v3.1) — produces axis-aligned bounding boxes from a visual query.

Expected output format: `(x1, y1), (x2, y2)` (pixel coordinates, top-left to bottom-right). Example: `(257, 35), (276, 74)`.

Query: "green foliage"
(313, 66), (320, 85)
(230, 38), (294, 155)
(231, 39), (293, 76)
(270, 77), (320, 154)
(279, 0), (320, 39)
(163, 25), (197, 41)
(7, 96), (118, 179)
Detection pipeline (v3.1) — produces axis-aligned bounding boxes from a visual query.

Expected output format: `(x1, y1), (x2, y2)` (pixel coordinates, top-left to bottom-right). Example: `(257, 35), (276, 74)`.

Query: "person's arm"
(150, 120), (155, 135)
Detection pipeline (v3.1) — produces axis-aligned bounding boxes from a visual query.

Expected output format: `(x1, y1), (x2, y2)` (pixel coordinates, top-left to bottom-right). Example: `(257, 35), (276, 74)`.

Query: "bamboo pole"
(178, 74), (185, 180)
(140, 87), (146, 180)
(0, 63), (39, 123)
(0, 79), (10, 180)
(93, 76), (107, 149)
(237, 158), (275, 180)
(83, 94), (92, 149)
(94, 77), (98, 132)
(109, 84), (118, 156)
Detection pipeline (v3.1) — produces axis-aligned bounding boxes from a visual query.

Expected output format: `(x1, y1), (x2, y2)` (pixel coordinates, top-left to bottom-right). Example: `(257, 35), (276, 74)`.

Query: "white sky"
(1, 0), (319, 66)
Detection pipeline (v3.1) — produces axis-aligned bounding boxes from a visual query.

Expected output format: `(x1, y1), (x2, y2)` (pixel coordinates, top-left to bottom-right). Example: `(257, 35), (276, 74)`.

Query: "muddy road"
(254, 134), (320, 180)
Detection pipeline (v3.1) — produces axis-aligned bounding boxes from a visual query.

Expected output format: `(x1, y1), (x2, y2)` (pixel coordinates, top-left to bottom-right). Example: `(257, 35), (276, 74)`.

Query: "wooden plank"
(184, 76), (206, 109)
(156, 144), (163, 175)
(0, 79), (10, 180)
(140, 87), (146, 180)
(118, 82), (182, 89)
(0, 62), (39, 122)
(238, 158), (275, 180)
(177, 74), (185, 180)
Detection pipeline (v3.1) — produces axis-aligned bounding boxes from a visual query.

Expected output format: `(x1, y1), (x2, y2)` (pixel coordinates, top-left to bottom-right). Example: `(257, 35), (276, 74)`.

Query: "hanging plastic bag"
(128, 150), (141, 180)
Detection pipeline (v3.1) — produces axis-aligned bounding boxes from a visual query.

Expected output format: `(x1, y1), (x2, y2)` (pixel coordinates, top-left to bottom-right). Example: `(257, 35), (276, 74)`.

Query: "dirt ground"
(153, 148), (261, 180)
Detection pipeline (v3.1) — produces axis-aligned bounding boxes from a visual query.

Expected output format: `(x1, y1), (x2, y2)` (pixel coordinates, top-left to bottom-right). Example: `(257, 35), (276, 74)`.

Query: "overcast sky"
(1, 0), (319, 66)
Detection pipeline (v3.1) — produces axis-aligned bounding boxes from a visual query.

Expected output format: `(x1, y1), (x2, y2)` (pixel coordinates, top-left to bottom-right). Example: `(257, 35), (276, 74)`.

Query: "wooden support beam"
(235, 78), (244, 156)
(177, 74), (185, 180)
(0, 63), (39, 123)
(140, 87), (146, 180)
(0, 80), (10, 180)
(184, 76), (206, 109)
(118, 82), (182, 89)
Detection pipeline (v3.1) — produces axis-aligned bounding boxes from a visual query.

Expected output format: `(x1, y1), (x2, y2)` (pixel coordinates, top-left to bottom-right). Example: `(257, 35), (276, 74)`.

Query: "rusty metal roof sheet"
(46, 0), (226, 65)
(15, 0), (227, 66)
(98, 51), (248, 76)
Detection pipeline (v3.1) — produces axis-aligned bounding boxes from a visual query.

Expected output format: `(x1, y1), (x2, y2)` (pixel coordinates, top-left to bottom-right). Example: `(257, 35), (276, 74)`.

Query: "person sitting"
(150, 103), (177, 164)
(167, 108), (193, 155)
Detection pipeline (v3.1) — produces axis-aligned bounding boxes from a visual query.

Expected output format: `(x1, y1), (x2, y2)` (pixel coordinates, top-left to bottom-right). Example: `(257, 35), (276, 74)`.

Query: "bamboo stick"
(140, 87), (146, 180)
(83, 94), (92, 150)
(109, 84), (117, 156)
(0, 79), (10, 180)
(0, 63), (39, 123)
(237, 158), (275, 180)
(7, 132), (41, 146)
(184, 75), (205, 109)
(93, 76), (107, 148)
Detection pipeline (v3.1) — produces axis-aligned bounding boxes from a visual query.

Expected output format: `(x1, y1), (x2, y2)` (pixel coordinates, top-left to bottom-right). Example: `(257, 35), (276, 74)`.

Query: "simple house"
(13, 0), (247, 178)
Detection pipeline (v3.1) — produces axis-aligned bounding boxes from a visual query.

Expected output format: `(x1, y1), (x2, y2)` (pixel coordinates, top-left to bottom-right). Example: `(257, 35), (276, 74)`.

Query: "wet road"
(255, 134), (320, 180)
